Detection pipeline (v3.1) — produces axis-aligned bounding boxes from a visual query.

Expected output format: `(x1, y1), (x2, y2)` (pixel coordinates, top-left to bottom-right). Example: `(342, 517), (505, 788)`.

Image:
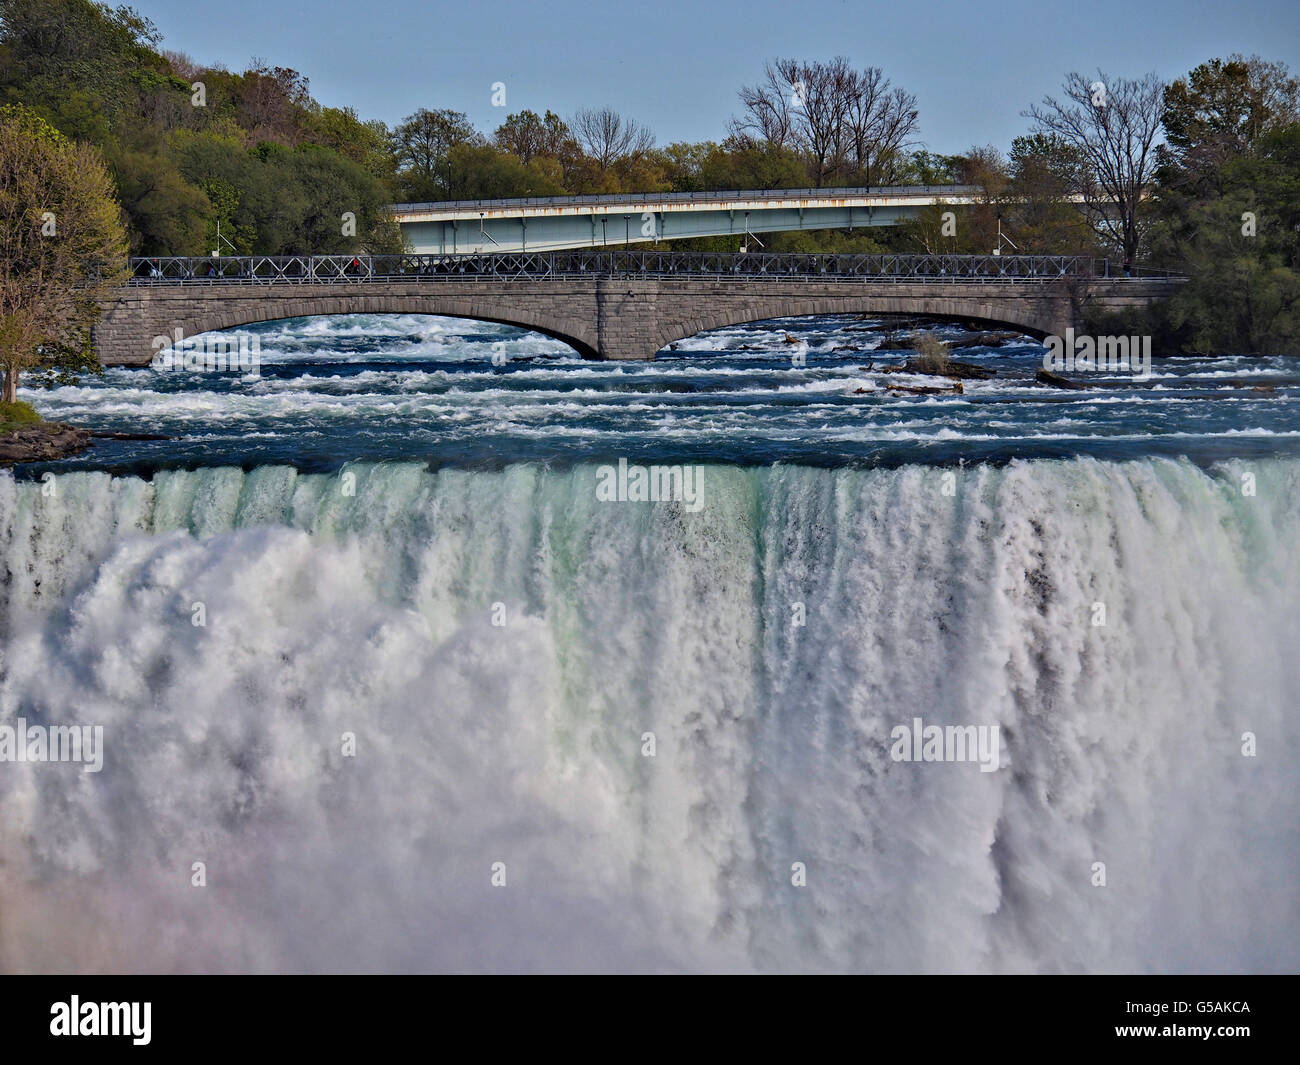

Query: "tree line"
(2, 0), (1298, 356)
(0, 1), (931, 253)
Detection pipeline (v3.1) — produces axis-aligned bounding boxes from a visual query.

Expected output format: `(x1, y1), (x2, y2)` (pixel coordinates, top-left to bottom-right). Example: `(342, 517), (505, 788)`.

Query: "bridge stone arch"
(96, 286), (604, 365)
(181, 302), (597, 359)
(97, 274), (1173, 365)
(643, 289), (1072, 358)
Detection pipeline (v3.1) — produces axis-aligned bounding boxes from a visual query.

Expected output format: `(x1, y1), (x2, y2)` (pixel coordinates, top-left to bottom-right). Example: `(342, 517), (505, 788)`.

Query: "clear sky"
(135, 0), (1300, 155)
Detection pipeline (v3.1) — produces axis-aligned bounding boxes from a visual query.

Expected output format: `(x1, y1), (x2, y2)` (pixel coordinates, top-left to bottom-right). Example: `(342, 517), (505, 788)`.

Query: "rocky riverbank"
(0, 421), (94, 465)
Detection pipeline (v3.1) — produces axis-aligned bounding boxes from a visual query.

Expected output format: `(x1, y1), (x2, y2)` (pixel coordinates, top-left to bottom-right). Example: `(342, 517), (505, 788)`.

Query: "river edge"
(0, 420), (176, 465)
(0, 422), (94, 466)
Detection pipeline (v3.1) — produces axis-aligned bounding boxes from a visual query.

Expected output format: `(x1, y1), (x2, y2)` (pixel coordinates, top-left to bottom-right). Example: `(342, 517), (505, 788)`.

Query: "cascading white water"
(1, 457), (1297, 973)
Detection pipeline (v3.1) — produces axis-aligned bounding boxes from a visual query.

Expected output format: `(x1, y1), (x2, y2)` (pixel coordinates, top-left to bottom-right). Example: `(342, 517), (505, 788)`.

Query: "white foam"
(0, 458), (1296, 973)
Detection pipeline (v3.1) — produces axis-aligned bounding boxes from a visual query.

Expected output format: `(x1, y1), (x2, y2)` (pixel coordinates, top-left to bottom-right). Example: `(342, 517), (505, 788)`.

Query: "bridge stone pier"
(96, 254), (1179, 365)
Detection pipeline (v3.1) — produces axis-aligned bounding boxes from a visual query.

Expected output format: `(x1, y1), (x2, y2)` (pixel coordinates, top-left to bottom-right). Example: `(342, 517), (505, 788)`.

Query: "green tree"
(279, 144), (403, 252)
(698, 140), (806, 190)
(1151, 122), (1300, 353)
(0, 0), (163, 124)
(443, 143), (566, 200)
(1159, 55), (1300, 197)
(1147, 57), (1300, 352)
(307, 105), (395, 183)
(0, 105), (129, 403)
(895, 147), (1008, 254)
(1005, 133), (1095, 253)
(391, 108), (479, 200)
(493, 109), (574, 165)
(898, 150), (960, 185)
(656, 141), (715, 191)
(109, 146), (209, 253)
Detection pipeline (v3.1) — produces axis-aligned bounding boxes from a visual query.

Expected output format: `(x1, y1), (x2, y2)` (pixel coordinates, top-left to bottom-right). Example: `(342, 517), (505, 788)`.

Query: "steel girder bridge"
(387, 185), (1102, 254)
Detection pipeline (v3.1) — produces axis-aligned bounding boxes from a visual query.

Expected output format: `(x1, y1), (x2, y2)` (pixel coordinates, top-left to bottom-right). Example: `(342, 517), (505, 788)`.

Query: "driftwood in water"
(863, 359), (994, 380)
(929, 359), (995, 379)
(1036, 369), (1088, 390)
(946, 331), (1021, 350)
(890, 381), (963, 395)
(873, 330), (1018, 352)
(853, 380), (964, 396)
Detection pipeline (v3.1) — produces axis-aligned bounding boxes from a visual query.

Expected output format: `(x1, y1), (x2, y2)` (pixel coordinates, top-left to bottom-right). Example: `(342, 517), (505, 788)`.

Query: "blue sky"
(137, 0), (1300, 155)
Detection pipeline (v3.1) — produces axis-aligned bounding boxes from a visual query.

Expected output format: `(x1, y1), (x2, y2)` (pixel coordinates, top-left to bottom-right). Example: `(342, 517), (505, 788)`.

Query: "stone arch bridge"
(96, 251), (1181, 365)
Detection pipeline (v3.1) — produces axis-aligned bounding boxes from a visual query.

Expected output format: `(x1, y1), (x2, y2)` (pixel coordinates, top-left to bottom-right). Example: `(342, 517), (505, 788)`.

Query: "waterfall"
(1, 457), (1296, 972)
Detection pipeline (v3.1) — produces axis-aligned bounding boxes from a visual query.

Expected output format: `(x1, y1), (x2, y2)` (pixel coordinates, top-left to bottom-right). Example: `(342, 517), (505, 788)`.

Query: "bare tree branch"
(570, 107), (655, 171)
(735, 58), (919, 186)
(1026, 70), (1164, 262)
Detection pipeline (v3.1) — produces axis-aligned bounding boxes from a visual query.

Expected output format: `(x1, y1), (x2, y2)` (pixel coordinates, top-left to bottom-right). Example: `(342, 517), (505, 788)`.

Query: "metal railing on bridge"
(390, 184), (985, 213)
(127, 252), (1174, 285)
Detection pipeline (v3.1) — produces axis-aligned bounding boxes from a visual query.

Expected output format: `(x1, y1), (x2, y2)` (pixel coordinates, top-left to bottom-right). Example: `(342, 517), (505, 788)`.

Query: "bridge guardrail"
(390, 185), (986, 213)
(126, 252), (1183, 286)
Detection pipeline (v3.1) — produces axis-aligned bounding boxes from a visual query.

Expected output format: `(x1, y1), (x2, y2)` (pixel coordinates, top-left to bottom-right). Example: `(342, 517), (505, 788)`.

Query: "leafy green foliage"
(2, 5), (1296, 357)
(0, 104), (129, 399)
(1149, 58), (1300, 353)
(0, 398), (42, 427)
(0, 0), (406, 252)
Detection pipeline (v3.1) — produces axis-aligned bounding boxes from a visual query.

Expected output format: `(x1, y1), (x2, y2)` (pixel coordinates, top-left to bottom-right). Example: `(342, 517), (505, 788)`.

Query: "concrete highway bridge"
(390, 185), (1054, 253)
(98, 251), (1180, 365)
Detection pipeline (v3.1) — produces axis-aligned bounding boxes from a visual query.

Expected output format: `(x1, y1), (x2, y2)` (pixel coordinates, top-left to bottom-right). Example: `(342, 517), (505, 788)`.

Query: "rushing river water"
(20, 312), (1300, 474)
(2, 314), (1298, 973)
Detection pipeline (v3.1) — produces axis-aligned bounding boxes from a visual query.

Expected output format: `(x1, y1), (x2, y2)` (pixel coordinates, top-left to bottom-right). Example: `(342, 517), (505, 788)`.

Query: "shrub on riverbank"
(909, 333), (953, 374)
(0, 400), (41, 433)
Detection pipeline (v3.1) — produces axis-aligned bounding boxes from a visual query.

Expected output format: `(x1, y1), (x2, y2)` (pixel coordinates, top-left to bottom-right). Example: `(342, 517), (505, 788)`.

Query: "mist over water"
(1, 456), (1297, 973)
(2, 314), (1298, 972)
